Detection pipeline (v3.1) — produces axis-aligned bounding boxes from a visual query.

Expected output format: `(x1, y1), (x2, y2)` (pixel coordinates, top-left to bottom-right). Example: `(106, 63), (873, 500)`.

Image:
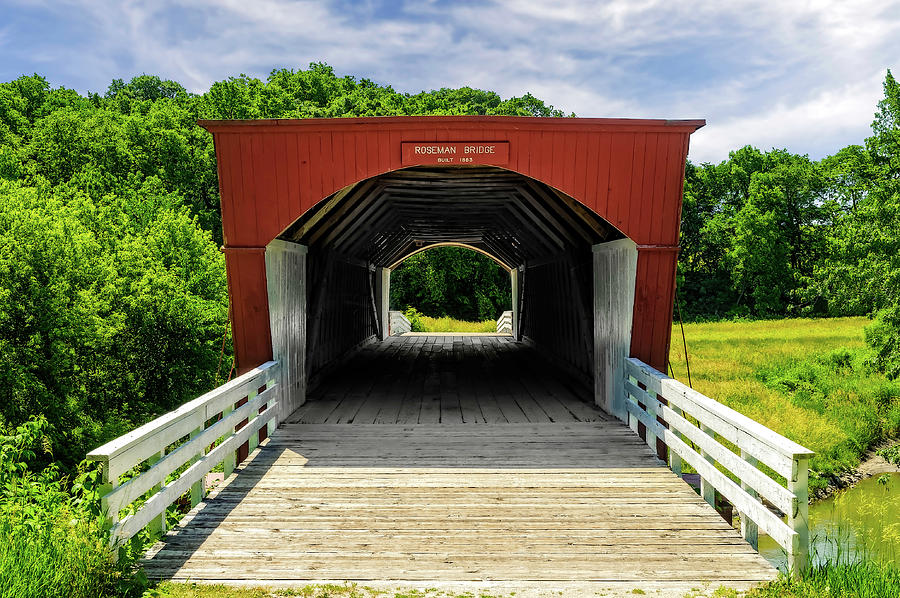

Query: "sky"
(1, 0), (898, 163)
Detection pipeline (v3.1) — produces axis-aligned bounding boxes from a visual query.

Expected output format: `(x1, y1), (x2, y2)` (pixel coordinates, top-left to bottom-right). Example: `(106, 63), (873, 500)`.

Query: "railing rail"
(389, 310), (411, 336)
(624, 357), (813, 574)
(86, 361), (281, 547)
(496, 310), (513, 334)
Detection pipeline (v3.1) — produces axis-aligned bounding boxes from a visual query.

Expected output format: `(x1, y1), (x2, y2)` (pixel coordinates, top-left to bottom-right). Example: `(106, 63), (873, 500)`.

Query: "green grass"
(143, 583), (511, 598)
(418, 315), (497, 333)
(744, 561), (900, 598)
(669, 317), (900, 494)
(0, 510), (125, 598)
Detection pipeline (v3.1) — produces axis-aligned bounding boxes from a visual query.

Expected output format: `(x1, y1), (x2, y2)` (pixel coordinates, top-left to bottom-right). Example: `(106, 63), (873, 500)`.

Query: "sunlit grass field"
(418, 315), (496, 333)
(669, 317), (900, 493)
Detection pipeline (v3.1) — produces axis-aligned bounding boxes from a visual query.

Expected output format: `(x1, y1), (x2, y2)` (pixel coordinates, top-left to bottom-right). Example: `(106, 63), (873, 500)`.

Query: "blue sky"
(2, 0), (898, 163)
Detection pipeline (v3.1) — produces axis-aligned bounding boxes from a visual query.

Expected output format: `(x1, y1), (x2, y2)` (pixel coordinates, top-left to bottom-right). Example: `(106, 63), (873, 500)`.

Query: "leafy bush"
(403, 306), (426, 332)
(0, 179), (229, 467)
(756, 346), (900, 484)
(876, 444), (900, 466)
(0, 417), (136, 598)
(866, 306), (900, 380)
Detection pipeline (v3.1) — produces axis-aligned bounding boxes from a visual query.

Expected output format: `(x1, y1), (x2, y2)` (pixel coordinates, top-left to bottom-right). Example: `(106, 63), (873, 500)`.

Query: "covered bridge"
(88, 116), (814, 595)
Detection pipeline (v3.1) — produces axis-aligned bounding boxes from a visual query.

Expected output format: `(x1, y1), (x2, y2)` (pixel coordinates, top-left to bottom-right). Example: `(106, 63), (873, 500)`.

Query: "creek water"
(758, 472), (900, 570)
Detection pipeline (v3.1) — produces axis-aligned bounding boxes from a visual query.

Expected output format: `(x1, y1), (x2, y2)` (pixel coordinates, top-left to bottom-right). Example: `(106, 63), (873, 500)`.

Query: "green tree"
(390, 247), (511, 322)
(0, 179), (228, 465)
(811, 71), (900, 376)
(680, 147), (830, 317)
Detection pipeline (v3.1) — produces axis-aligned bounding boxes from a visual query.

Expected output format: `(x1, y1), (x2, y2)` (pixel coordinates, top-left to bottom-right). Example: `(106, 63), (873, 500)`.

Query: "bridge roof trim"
(198, 115), (706, 134)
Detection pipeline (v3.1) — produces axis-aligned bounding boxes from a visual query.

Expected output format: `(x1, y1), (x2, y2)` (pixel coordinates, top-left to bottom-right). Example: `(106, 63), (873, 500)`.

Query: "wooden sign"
(401, 141), (509, 166)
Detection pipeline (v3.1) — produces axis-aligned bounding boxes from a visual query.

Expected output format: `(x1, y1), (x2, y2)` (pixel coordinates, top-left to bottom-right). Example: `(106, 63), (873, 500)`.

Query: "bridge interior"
(280, 165), (621, 392)
(139, 157), (780, 593)
(288, 334), (606, 425)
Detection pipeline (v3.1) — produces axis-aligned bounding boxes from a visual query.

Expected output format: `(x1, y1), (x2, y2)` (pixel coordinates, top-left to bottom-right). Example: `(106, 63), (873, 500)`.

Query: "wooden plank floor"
(144, 422), (777, 593)
(287, 335), (607, 425)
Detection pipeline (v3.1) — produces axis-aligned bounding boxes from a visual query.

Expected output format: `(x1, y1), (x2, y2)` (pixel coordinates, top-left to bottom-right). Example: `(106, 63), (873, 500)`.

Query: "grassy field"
(668, 317), (900, 494)
(417, 315), (496, 333)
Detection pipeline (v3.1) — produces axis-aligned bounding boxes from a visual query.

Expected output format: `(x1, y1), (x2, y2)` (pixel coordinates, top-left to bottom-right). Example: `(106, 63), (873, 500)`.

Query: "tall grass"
(747, 561), (900, 598)
(0, 417), (134, 598)
(0, 510), (122, 598)
(669, 317), (900, 494)
(418, 315), (497, 333)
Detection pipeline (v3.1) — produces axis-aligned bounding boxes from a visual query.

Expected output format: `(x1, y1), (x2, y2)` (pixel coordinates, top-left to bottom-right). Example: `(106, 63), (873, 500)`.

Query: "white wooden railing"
(86, 361), (281, 548)
(496, 310), (513, 334)
(624, 358), (814, 574)
(389, 311), (411, 335)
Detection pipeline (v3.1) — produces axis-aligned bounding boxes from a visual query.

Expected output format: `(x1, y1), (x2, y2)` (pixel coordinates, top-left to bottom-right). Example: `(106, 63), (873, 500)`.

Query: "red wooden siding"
(201, 116), (702, 374)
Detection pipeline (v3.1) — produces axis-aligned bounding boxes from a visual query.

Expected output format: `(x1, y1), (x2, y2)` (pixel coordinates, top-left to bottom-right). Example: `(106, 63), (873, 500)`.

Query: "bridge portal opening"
(265, 166), (637, 423)
(388, 244), (512, 330)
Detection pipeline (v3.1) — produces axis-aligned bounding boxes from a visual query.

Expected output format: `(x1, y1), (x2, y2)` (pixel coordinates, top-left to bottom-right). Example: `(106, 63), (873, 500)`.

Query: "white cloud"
(3, 0), (899, 162)
(689, 73), (887, 163)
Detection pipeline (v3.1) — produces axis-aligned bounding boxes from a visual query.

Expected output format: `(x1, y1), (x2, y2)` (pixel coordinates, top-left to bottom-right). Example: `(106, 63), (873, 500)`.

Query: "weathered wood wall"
(519, 250), (595, 383)
(305, 252), (376, 378)
(264, 240), (308, 420)
(592, 239), (638, 419)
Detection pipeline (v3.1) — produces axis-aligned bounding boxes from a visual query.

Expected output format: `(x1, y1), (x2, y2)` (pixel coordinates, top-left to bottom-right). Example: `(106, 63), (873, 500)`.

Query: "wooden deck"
(289, 334), (605, 425)
(143, 337), (777, 595)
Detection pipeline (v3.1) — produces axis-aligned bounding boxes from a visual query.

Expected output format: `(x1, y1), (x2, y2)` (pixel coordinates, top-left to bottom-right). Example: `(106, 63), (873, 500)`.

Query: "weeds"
(748, 560), (900, 598)
(418, 315), (496, 333)
(0, 417), (139, 598)
(876, 444), (900, 466)
(403, 306), (497, 333)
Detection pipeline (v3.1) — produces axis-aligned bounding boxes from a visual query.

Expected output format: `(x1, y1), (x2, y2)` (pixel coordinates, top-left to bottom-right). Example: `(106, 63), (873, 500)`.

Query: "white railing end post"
(787, 456), (810, 576)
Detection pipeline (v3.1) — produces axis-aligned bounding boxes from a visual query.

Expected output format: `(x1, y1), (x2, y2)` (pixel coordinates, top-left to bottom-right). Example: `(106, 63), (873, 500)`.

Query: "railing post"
(247, 389), (259, 453)
(626, 378), (639, 434)
(699, 424), (716, 507)
(189, 427), (205, 507)
(147, 451), (166, 538)
(267, 374), (279, 438)
(669, 406), (684, 477)
(645, 392), (658, 455)
(788, 457), (809, 576)
(740, 450), (759, 550)
(98, 462), (119, 551)
(223, 403), (236, 478)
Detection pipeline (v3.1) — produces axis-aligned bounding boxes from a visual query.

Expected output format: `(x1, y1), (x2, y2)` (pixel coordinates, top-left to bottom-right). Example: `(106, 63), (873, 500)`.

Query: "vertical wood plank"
(189, 426), (204, 507)
(146, 451), (165, 538)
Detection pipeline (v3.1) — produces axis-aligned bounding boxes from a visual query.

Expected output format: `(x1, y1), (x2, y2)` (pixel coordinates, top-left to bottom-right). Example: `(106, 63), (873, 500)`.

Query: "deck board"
(286, 334), (603, 425)
(144, 424), (776, 592)
(143, 336), (776, 594)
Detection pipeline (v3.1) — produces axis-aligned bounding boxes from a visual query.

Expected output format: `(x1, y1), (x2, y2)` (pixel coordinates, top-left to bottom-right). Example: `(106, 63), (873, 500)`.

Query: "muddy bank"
(811, 439), (900, 502)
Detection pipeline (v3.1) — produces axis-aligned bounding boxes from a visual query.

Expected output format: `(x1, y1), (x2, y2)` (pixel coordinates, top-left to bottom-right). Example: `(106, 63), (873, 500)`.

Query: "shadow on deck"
(142, 337), (776, 595)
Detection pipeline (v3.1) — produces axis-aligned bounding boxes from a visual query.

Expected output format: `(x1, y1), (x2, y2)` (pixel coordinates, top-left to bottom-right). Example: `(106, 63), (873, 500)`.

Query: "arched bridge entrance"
(205, 116), (702, 422)
(89, 116), (815, 594)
